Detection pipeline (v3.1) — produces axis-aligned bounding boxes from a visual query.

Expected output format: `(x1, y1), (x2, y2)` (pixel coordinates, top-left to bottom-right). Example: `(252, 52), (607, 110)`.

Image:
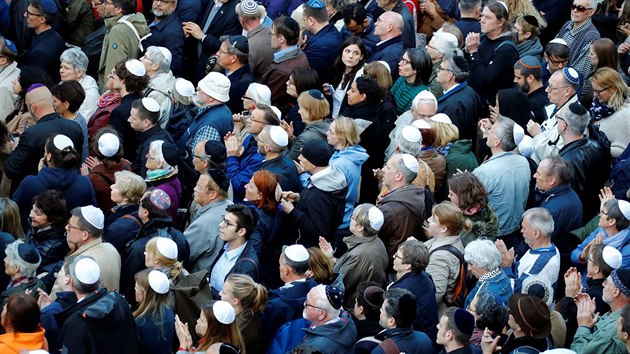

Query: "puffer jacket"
(301, 310), (357, 354)
(24, 225), (69, 273)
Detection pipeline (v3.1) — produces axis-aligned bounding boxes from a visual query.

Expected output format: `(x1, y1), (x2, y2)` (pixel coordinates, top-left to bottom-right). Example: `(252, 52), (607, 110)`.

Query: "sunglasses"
(571, 4), (592, 12)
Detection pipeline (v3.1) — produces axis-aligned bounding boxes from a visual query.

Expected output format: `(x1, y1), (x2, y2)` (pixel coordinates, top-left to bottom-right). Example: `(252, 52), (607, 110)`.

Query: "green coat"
(459, 205), (499, 246)
(571, 309), (626, 354)
(428, 60), (443, 99)
(445, 139), (479, 179)
(0, 277), (46, 305)
(62, 0), (94, 46)
(98, 13), (150, 90)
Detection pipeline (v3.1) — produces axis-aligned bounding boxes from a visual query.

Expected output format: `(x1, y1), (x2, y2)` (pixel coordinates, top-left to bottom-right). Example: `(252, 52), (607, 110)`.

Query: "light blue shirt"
(210, 242), (247, 291)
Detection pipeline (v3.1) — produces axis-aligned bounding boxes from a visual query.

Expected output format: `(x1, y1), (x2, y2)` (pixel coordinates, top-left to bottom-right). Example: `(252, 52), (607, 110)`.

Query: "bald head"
(25, 86), (55, 120)
(376, 11), (403, 40)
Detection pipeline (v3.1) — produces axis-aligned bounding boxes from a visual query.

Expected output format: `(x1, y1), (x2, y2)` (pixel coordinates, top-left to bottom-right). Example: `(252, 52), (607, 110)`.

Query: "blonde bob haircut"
(297, 91), (330, 122)
(113, 170), (147, 204)
(432, 121), (460, 148)
(332, 116), (360, 148)
(591, 67), (630, 111)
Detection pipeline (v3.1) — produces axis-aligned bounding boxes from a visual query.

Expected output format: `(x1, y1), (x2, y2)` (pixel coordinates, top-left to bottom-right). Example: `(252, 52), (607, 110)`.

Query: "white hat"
(53, 134), (74, 150)
(142, 97), (160, 113)
(401, 153), (419, 173)
(431, 31), (458, 55)
(540, 349), (577, 354)
(125, 59), (146, 77)
(517, 135), (534, 158)
(401, 126), (421, 143)
(368, 207), (384, 231)
(430, 113), (452, 124)
(269, 125), (288, 147)
(513, 123), (525, 146)
(248, 83), (272, 105)
(175, 78), (196, 97)
(156, 237), (178, 260)
(549, 38), (569, 47)
(75, 258), (100, 284)
(81, 205), (104, 229)
(213, 300), (236, 324)
(412, 119), (431, 130)
(198, 72), (231, 102)
(156, 46), (172, 65)
(619, 200), (630, 220)
(603, 246), (623, 269)
(412, 90), (437, 109)
(271, 106), (282, 121)
(98, 133), (120, 157)
(283, 244), (309, 262)
(148, 270), (170, 294)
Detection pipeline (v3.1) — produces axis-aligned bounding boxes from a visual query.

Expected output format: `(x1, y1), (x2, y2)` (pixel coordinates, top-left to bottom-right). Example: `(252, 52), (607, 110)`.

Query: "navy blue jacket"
(224, 64), (253, 115)
(389, 271), (438, 342)
(18, 28), (66, 82)
(356, 327), (435, 354)
(437, 81), (482, 143)
(226, 135), (264, 203)
(177, 104), (233, 151)
(535, 183), (583, 254)
(260, 154), (302, 193)
(41, 291), (78, 354)
(368, 36), (404, 80)
(135, 307), (175, 354)
(340, 16), (379, 57)
(13, 167), (97, 231)
(303, 23), (341, 83)
(209, 240), (260, 295)
(610, 144), (630, 200)
(110, 92), (144, 162)
(104, 205), (142, 254)
(454, 18), (481, 39)
(175, 0), (201, 22)
(251, 206), (285, 289)
(143, 13), (185, 76)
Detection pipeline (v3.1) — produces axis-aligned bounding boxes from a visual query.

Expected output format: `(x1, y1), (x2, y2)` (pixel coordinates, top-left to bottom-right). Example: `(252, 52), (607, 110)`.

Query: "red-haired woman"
(244, 170), (284, 288)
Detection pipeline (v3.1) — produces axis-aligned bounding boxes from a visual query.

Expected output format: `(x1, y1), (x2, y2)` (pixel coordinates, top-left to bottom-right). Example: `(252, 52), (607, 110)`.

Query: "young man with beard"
(514, 56), (548, 124)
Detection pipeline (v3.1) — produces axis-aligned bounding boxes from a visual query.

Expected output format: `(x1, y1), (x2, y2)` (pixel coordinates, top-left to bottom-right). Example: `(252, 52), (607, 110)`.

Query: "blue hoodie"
(329, 145), (369, 229)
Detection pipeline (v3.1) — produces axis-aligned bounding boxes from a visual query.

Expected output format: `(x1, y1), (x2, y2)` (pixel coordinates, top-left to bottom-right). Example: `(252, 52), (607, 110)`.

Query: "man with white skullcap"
(60, 255), (138, 354)
(385, 90), (437, 160)
(257, 125), (302, 193)
(140, 46), (177, 128)
(473, 116), (530, 251)
(377, 153), (426, 268)
(128, 97), (175, 177)
(261, 244), (317, 348)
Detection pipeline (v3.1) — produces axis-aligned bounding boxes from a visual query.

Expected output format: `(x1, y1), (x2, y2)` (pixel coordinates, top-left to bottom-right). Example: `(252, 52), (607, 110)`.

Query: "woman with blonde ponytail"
(219, 274), (268, 354)
(145, 236), (186, 281)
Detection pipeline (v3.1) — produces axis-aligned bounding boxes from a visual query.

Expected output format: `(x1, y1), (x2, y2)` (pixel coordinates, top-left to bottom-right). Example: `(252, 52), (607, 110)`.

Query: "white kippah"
(431, 113), (452, 124)
(412, 119), (431, 130)
(368, 207), (384, 231)
(81, 205), (104, 229)
(142, 97), (160, 112)
(518, 135), (534, 158)
(213, 300), (236, 324)
(619, 200), (630, 220)
(75, 258), (100, 284)
(156, 237), (178, 260)
(148, 270), (170, 294)
(175, 78), (195, 97)
(53, 134), (74, 150)
(156, 46), (172, 64)
(401, 126), (421, 143)
(497, 0), (508, 13)
(271, 106), (282, 121)
(401, 153), (419, 173)
(549, 38), (569, 47)
(98, 133), (120, 157)
(283, 244), (309, 262)
(125, 59), (146, 76)
(513, 123), (525, 146)
(269, 125), (288, 147)
(603, 246), (623, 270)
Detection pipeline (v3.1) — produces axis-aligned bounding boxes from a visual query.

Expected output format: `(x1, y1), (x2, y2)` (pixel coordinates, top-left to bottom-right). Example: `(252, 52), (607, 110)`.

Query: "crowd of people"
(1, 0), (630, 352)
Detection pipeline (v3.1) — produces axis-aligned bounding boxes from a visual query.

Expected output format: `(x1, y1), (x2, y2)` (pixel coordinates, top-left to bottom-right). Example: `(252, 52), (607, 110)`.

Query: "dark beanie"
(208, 168), (230, 193)
(452, 308), (475, 336)
(300, 140), (333, 167)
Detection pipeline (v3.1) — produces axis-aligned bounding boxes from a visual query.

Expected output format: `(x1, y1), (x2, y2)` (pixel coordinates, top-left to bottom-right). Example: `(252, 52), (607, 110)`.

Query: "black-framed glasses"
(304, 301), (326, 311)
(546, 56), (569, 66)
(220, 218), (239, 228)
(400, 58), (410, 66)
(571, 4), (592, 12)
(25, 9), (44, 17)
(547, 84), (570, 91)
(593, 87), (609, 95)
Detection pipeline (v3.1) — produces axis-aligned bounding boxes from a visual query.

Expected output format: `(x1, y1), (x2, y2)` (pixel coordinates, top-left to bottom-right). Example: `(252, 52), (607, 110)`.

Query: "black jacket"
(110, 92), (144, 162)
(209, 240), (260, 294)
(224, 64), (253, 115)
(528, 86), (549, 124)
(58, 289), (138, 354)
(252, 206), (286, 289)
(104, 205), (142, 254)
(559, 138), (611, 220)
(438, 81), (482, 143)
(142, 13), (185, 76)
(134, 124), (175, 177)
(25, 225), (69, 273)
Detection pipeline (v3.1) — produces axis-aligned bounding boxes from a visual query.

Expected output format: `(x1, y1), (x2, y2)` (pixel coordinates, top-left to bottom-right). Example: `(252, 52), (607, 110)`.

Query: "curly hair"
(449, 172), (489, 210)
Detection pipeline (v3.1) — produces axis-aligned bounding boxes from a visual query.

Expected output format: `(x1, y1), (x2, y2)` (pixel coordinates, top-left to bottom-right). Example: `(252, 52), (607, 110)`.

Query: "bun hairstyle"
(45, 135), (81, 169)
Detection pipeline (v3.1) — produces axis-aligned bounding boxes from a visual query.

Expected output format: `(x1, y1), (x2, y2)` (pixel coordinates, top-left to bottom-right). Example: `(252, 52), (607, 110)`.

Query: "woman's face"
(286, 76), (298, 98)
(144, 249), (156, 268)
(592, 81), (613, 104)
(480, 6), (502, 36)
(342, 44), (364, 69)
(447, 189), (460, 208)
(110, 182), (125, 205)
(427, 214), (443, 237)
(145, 151), (160, 171)
(219, 281), (237, 306)
(195, 310), (208, 337)
(244, 177), (261, 202)
(60, 61), (81, 81)
(468, 262), (486, 278)
(12, 77), (20, 95)
(326, 121), (341, 147)
(298, 104), (310, 123)
(346, 80), (363, 106)
(29, 204), (50, 228)
(589, 46), (599, 67)
(398, 52), (416, 81)
(52, 96), (69, 115)
(134, 282), (145, 303)
(4, 257), (15, 277)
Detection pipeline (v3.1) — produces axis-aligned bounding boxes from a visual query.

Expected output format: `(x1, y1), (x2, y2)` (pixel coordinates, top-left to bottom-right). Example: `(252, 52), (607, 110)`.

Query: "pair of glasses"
(571, 4), (592, 12)
(593, 87), (609, 95)
(220, 218), (239, 228)
(304, 301), (326, 311)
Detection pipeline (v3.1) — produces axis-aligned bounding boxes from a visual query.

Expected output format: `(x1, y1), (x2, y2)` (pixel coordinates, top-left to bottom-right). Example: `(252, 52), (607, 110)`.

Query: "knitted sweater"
(391, 77), (428, 115)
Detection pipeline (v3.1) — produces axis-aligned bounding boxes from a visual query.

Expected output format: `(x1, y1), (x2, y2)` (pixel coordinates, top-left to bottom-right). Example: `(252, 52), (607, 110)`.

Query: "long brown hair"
(198, 301), (245, 352)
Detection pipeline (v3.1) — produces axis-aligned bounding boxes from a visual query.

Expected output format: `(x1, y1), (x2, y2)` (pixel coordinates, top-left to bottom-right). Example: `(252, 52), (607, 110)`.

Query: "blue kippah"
(519, 55), (540, 69)
(562, 67), (580, 85)
(3, 38), (17, 54)
(40, 0), (59, 14)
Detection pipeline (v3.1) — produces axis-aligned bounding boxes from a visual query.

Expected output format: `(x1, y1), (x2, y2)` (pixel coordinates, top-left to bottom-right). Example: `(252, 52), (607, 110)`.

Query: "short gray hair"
(68, 255), (100, 293)
(393, 154), (418, 183)
(60, 47), (88, 76)
(464, 239), (501, 270)
(395, 127), (422, 157)
(312, 284), (341, 318)
(494, 115), (517, 151)
(5, 241), (40, 277)
(523, 208), (554, 238)
(145, 46), (171, 74)
(562, 104), (590, 136)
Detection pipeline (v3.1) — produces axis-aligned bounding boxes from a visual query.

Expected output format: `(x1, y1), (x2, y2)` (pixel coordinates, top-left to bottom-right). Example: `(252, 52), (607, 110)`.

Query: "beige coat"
(424, 235), (464, 313)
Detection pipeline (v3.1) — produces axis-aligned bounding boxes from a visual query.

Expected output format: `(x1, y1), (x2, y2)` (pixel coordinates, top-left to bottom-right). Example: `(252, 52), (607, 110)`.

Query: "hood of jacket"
(330, 145), (369, 168)
(303, 310), (357, 349)
(0, 328), (46, 351)
(80, 75), (99, 93)
(311, 166), (348, 192)
(81, 291), (127, 326)
(449, 139), (474, 155)
(37, 167), (80, 190)
(379, 184), (425, 217)
(149, 71), (175, 96)
(304, 119), (330, 139)
(105, 13), (149, 37)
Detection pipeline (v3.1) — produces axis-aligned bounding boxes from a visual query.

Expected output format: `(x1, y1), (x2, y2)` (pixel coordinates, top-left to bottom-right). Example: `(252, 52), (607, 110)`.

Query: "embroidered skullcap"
(400, 153), (419, 173)
(148, 270), (170, 294)
(412, 119), (431, 130)
(307, 89), (325, 100)
(325, 285), (343, 310)
(618, 200), (630, 220)
(156, 237), (178, 260)
(98, 133), (120, 157)
(269, 126), (288, 147)
(148, 189), (171, 210)
(156, 46), (172, 65)
(213, 300), (236, 324)
(431, 113), (452, 124)
(401, 125), (421, 143)
(142, 97), (160, 112)
(125, 59), (146, 77)
(53, 134), (74, 150)
(283, 244), (310, 262)
(562, 67), (580, 86)
(238, 0), (260, 15)
(175, 78), (196, 97)
(75, 258), (100, 284)
(603, 246), (623, 270)
(522, 276), (552, 307)
(611, 269), (630, 297)
(513, 123), (525, 146)
(519, 55), (541, 69)
(81, 205), (104, 229)
(368, 207), (384, 231)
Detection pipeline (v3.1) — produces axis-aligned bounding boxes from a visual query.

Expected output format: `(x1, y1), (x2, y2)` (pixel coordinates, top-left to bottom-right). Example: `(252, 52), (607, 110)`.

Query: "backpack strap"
(430, 244), (464, 264)
(118, 17), (151, 51)
(120, 214), (141, 226)
(94, 172), (114, 186)
(236, 256), (259, 279)
(378, 338), (400, 354)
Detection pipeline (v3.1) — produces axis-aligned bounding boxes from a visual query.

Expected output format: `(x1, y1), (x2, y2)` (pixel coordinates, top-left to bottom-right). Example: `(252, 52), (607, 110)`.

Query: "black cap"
(18, 243), (41, 264)
(301, 140), (333, 167)
(208, 168), (230, 193)
(204, 140), (227, 166)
